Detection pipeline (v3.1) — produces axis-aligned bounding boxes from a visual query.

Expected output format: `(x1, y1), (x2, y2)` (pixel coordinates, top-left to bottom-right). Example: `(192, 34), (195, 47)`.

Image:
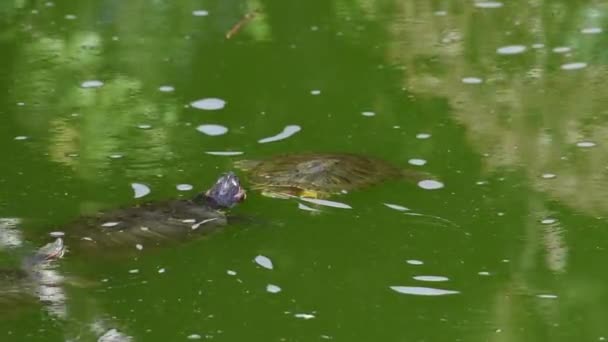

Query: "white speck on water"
(49, 231), (65, 237)
(129, 269), (139, 274)
(131, 183), (151, 199)
(294, 313), (316, 320)
(434, 10), (447, 16)
(475, 1), (503, 8)
(196, 124), (228, 136)
(205, 151), (244, 156)
(532, 43), (545, 49)
(362, 111), (376, 117)
(227, 270), (237, 276)
(416, 133), (431, 139)
(190, 98), (225, 110)
(14, 136), (28, 140)
(187, 334), (202, 340)
(137, 124), (152, 129)
(541, 218), (557, 225)
(581, 27), (602, 34)
(407, 259), (424, 265)
(310, 89), (321, 95)
(298, 202), (321, 212)
(176, 184), (193, 191)
(254, 255), (274, 270)
(462, 77), (483, 84)
(577, 141), (596, 148)
(109, 154), (123, 159)
(80, 80), (104, 88)
(17, 102), (25, 106)
(64, 14), (76, 20)
(159, 85), (175, 92)
(158, 268), (166, 274)
(408, 158), (427, 166)
(418, 180), (444, 190)
(537, 294), (558, 299)
(310, 25), (319, 31)
(258, 125), (301, 143)
(192, 10), (209, 16)
(497, 45), (527, 55)
(383, 203), (410, 211)
(299, 197), (352, 209)
(266, 284), (282, 293)
(541, 173), (556, 179)
(101, 222), (120, 227)
(478, 271), (491, 276)
(561, 62), (587, 70)
(390, 286), (460, 296)
(136, 244), (143, 251)
(413, 275), (450, 282)
(552, 46), (571, 53)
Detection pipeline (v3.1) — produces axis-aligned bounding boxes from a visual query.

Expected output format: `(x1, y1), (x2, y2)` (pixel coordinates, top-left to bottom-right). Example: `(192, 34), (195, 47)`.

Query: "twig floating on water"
(226, 10), (258, 39)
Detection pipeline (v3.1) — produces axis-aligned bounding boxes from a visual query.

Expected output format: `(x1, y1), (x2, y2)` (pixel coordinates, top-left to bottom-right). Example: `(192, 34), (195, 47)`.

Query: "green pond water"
(1, 0), (608, 340)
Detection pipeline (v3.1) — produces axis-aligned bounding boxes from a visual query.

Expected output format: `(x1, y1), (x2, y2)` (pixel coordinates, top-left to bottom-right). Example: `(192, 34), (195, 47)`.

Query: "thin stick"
(225, 10), (258, 39)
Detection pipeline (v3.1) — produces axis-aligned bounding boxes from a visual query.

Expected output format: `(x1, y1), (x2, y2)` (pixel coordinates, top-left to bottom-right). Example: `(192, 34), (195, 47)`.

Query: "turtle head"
(204, 172), (246, 208)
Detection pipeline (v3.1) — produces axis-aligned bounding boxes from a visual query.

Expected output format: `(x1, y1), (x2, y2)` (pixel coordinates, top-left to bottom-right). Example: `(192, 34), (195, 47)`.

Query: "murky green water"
(1, 0), (608, 340)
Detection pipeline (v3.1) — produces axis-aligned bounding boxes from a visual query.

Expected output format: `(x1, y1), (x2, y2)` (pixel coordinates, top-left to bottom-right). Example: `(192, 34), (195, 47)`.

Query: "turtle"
(0, 238), (65, 317)
(234, 153), (425, 199)
(57, 172), (246, 255)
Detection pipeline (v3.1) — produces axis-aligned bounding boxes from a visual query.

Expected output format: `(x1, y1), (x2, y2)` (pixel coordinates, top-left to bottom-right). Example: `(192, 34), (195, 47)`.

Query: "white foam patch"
(258, 125), (301, 143)
(413, 275), (449, 282)
(254, 255), (274, 270)
(81, 80), (104, 88)
(497, 45), (526, 55)
(299, 197), (352, 209)
(390, 286), (459, 296)
(383, 203), (410, 211)
(190, 98), (226, 110)
(417, 180), (444, 190)
(266, 284), (282, 293)
(196, 124), (228, 136)
(131, 183), (151, 198)
(561, 62), (587, 70)
(205, 151), (244, 156)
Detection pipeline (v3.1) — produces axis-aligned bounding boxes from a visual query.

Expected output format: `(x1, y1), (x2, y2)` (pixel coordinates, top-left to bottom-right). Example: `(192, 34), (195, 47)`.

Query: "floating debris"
(192, 10), (209, 17)
(383, 203), (410, 211)
(541, 218), (557, 225)
(101, 222), (120, 228)
(190, 98), (226, 110)
(390, 286), (459, 296)
(137, 124), (152, 129)
(294, 313), (315, 320)
(109, 154), (123, 159)
(226, 10), (258, 39)
(158, 268), (166, 274)
(14, 136), (28, 140)
(561, 62), (587, 70)
(478, 271), (491, 276)
(299, 197), (352, 209)
(581, 27), (602, 34)
(131, 183), (151, 199)
(128, 269), (139, 274)
(462, 77), (483, 84)
(64, 14), (77, 20)
(254, 255), (274, 270)
(576, 141), (596, 148)
(310, 90), (321, 95)
(298, 202), (321, 212)
(413, 275), (450, 282)
(135, 244), (143, 251)
(187, 334), (202, 340)
(552, 46), (571, 53)
(406, 259), (424, 265)
(196, 124), (228, 136)
(541, 173), (556, 179)
(159, 85), (175, 92)
(227, 270), (237, 276)
(537, 294), (558, 299)
(474, 1), (503, 8)
(416, 133), (431, 139)
(361, 111), (375, 117)
(258, 125), (301, 143)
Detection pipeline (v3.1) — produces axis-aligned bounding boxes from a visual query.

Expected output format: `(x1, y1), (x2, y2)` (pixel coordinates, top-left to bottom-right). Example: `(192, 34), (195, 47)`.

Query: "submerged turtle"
(0, 238), (65, 315)
(235, 153), (424, 199)
(59, 172), (246, 254)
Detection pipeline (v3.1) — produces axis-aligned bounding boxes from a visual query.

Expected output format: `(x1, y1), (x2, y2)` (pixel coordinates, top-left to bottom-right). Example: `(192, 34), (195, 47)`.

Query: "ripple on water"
(561, 62), (587, 70)
(384, 203), (410, 211)
(418, 180), (444, 190)
(196, 124), (228, 136)
(299, 197), (352, 209)
(131, 183), (151, 199)
(390, 286), (459, 296)
(462, 77), (483, 84)
(190, 98), (226, 110)
(497, 45), (527, 55)
(413, 275), (450, 282)
(258, 125), (301, 143)
(80, 80), (104, 88)
(474, 1), (503, 8)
